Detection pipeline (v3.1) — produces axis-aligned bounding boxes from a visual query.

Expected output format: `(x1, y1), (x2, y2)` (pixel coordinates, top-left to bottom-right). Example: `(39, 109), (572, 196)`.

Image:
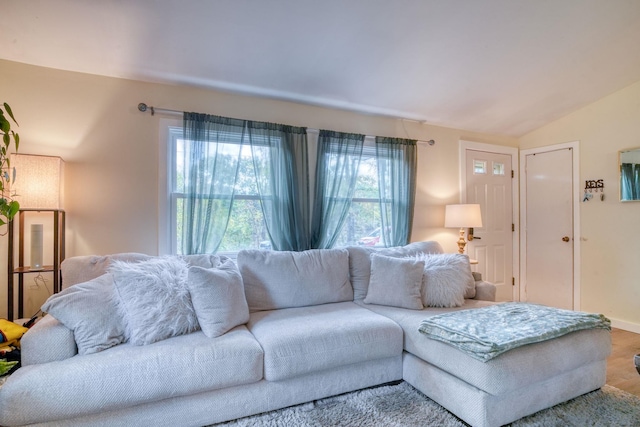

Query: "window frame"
(161, 125), (385, 255)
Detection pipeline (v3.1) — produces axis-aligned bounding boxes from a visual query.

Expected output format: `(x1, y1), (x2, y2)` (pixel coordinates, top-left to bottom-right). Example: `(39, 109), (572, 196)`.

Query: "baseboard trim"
(610, 318), (640, 334)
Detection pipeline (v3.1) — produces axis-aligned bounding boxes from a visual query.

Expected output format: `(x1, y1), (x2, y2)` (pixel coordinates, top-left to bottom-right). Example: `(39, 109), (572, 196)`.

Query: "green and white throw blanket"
(418, 302), (611, 362)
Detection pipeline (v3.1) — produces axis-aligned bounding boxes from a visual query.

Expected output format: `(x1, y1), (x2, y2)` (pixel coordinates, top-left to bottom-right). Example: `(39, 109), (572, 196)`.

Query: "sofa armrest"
(474, 281), (496, 302)
(21, 315), (77, 366)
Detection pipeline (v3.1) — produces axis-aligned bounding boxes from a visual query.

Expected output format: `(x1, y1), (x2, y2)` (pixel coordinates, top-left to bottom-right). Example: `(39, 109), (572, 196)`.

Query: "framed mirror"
(619, 147), (640, 201)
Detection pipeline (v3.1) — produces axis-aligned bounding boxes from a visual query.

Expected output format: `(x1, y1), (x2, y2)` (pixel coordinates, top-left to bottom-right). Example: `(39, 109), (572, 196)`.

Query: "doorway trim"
(519, 141), (581, 310)
(459, 140), (519, 301)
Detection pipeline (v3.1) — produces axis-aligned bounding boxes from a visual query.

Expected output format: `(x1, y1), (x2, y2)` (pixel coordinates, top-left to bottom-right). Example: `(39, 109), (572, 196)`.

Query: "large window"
(168, 128), (385, 254)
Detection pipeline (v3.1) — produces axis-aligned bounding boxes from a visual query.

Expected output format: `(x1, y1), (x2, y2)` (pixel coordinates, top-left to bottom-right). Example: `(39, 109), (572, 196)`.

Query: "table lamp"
(444, 204), (482, 254)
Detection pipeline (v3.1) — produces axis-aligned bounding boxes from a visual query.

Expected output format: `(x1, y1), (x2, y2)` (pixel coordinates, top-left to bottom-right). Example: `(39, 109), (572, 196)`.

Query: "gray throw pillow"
(187, 260), (250, 338)
(41, 273), (125, 355)
(109, 256), (199, 345)
(347, 241), (445, 300)
(364, 254), (424, 309)
(413, 253), (473, 307)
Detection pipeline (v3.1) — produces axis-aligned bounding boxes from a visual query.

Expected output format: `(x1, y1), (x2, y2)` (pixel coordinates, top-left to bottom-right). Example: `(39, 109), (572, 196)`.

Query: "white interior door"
(465, 149), (514, 301)
(521, 147), (575, 309)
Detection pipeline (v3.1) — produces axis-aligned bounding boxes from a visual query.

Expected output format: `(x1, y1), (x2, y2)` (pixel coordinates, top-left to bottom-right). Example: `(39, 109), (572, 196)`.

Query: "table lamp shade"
(444, 204), (483, 228)
(10, 154), (65, 210)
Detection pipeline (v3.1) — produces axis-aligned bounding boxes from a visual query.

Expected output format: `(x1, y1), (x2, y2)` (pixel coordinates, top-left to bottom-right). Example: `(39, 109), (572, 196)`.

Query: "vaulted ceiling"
(3, 0), (640, 136)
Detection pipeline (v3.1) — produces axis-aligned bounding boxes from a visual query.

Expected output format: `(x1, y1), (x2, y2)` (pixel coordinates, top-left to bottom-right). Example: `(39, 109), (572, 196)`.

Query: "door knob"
(562, 236), (570, 242)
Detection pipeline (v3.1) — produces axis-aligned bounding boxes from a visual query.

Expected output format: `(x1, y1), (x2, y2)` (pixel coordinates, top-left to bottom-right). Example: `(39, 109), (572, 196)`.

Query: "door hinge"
(512, 223), (515, 232)
(511, 170), (514, 178)
(512, 277), (515, 286)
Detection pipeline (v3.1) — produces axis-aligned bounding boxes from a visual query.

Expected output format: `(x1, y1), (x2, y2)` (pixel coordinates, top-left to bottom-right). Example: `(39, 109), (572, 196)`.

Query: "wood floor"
(607, 328), (640, 397)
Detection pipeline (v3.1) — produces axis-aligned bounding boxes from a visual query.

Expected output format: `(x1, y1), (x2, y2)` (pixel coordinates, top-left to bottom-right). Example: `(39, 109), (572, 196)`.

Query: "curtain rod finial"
(138, 103), (148, 112)
(428, 139), (435, 146)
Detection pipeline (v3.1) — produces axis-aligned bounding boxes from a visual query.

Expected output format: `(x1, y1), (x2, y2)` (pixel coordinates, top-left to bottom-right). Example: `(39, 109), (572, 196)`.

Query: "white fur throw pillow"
(109, 256), (199, 345)
(412, 253), (474, 307)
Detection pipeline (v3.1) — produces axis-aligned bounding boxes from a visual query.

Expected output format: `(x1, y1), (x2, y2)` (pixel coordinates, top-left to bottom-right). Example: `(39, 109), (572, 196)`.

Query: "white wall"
(0, 60), (517, 318)
(519, 79), (640, 332)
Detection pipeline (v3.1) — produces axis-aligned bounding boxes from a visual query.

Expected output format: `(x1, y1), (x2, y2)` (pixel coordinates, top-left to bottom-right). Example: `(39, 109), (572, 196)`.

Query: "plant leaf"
(0, 360), (18, 375)
(8, 200), (20, 219)
(3, 103), (18, 125)
(0, 116), (9, 133)
(13, 132), (19, 150)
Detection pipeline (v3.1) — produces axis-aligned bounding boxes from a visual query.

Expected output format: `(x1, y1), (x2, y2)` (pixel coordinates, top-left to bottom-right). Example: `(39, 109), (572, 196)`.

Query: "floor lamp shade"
(10, 154), (65, 210)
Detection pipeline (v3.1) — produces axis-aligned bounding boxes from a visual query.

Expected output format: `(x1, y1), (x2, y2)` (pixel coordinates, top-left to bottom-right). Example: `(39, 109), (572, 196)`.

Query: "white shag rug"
(213, 381), (640, 427)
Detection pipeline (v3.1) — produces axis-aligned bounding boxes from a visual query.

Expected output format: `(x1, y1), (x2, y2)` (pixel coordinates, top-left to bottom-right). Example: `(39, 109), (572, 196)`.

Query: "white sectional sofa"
(0, 242), (611, 427)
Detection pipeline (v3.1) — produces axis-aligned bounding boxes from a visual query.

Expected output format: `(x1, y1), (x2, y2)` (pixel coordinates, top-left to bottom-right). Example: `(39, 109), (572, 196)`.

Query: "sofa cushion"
(41, 273), (125, 355)
(187, 261), (250, 338)
(110, 256), (199, 345)
(0, 327), (264, 426)
(238, 249), (353, 311)
(364, 254), (424, 309)
(247, 301), (402, 381)
(348, 241), (444, 300)
(61, 253), (152, 289)
(61, 253), (224, 290)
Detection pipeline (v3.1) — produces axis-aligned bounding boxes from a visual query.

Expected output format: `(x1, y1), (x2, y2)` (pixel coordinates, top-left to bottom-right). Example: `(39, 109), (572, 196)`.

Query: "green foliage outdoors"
(217, 150), (382, 251)
(218, 149), (272, 251)
(0, 102), (20, 227)
(177, 144), (382, 252)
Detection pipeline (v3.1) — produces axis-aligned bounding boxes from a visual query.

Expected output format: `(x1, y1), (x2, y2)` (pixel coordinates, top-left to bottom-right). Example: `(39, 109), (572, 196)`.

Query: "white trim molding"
(610, 318), (640, 334)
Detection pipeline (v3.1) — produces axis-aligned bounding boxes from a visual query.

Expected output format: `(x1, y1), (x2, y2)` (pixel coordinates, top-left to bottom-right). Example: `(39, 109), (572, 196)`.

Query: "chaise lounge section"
(0, 242), (611, 427)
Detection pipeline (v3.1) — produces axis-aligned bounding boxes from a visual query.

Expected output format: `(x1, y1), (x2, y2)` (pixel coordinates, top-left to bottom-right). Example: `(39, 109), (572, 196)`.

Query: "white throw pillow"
(41, 273), (125, 355)
(413, 253), (474, 307)
(364, 254), (424, 309)
(187, 260), (250, 338)
(109, 256), (199, 345)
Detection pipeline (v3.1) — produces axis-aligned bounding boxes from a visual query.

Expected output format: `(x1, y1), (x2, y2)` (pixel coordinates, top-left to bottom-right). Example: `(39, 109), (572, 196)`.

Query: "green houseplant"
(0, 102), (20, 227)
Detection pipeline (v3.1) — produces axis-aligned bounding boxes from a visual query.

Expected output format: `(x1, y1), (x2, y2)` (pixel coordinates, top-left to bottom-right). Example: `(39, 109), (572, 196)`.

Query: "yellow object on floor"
(0, 319), (28, 348)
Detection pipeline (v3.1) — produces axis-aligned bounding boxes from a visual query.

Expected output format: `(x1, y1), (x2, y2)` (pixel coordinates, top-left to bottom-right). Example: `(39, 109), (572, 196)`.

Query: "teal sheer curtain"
(181, 113), (245, 254)
(311, 130), (365, 248)
(621, 163), (640, 200)
(375, 137), (417, 247)
(247, 121), (310, 251)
